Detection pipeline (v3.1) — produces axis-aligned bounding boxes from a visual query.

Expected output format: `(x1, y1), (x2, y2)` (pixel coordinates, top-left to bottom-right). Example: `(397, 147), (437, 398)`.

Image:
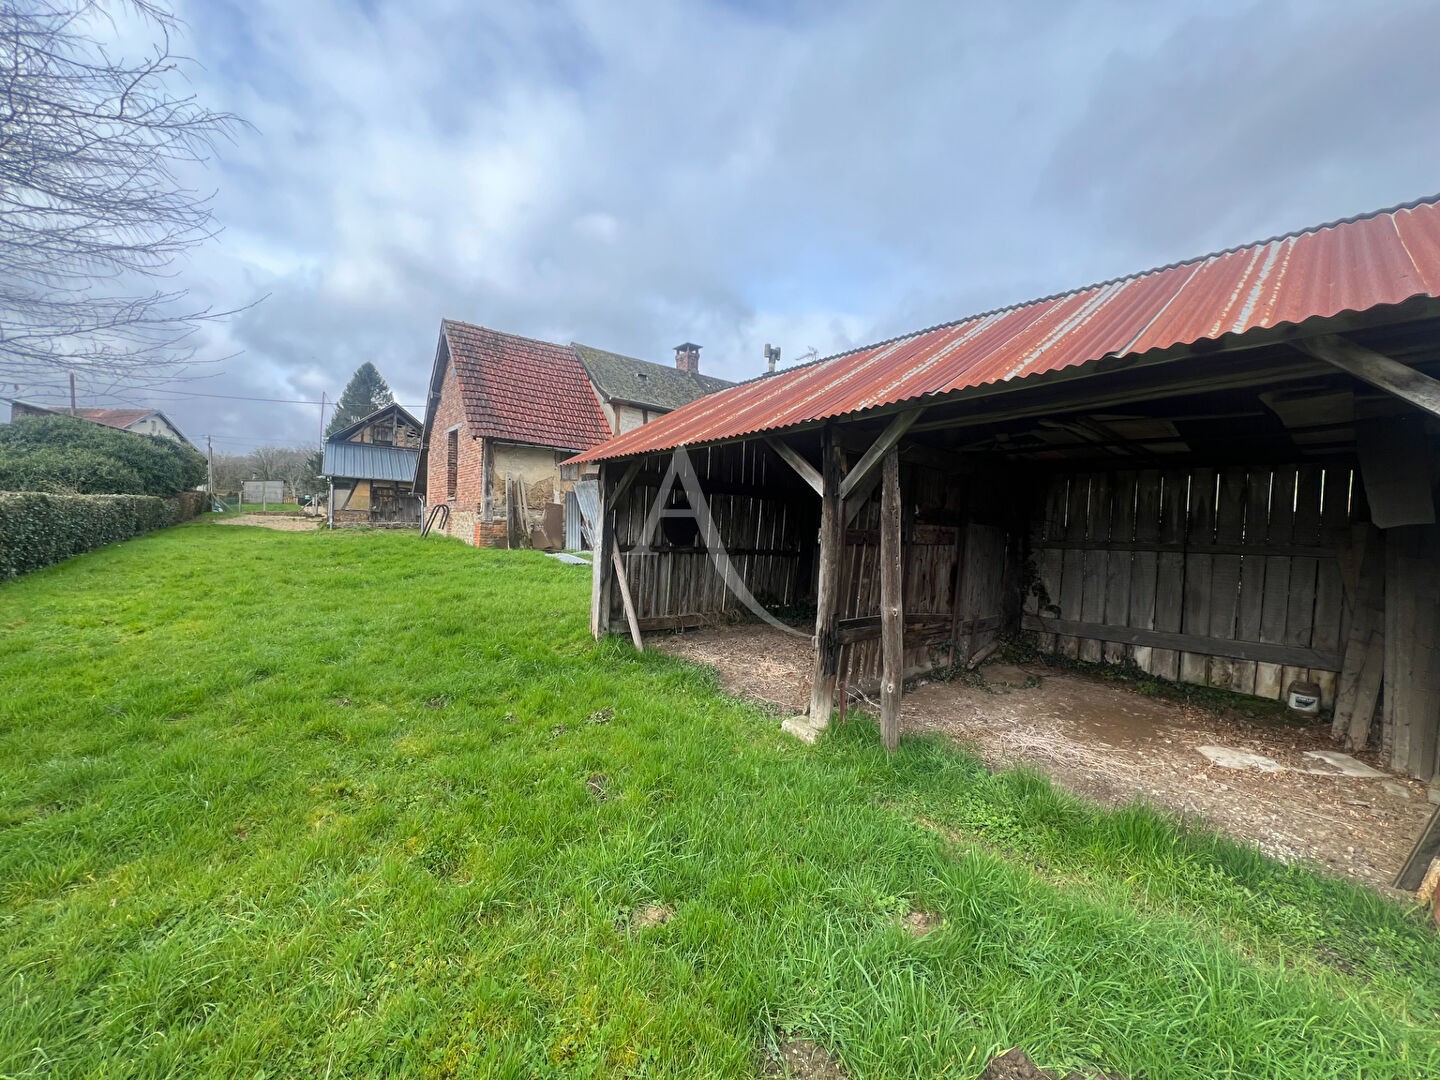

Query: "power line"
(9, 380), (423, 410)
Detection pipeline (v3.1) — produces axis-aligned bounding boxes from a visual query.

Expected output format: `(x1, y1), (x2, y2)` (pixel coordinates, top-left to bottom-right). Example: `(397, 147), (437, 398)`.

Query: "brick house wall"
(424, 351), (596, 548)
(426, 353), (488, 542)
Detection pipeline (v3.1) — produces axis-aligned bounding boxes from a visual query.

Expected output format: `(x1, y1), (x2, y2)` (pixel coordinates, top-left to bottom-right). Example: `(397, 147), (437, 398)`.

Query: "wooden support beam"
(838, 408), (923, 501)
(1396, 805), (1440, 892)
(765, 437), (823, 496)
(591, 463), (614, 639)
(807, 432), (844, 727)
(636, 613), (709, 632)
(1020, 615), (1342, 670)
(906, 357), (1334, 436)
(1297, 334), (1440, 420)
(844, 465), (882, 527)
(879, 447), (903, 752)
(609, 459), (644, 510)
(946, 524), (970, 667)
(836, 612), (999, 646)
(611, 548), (643, 651)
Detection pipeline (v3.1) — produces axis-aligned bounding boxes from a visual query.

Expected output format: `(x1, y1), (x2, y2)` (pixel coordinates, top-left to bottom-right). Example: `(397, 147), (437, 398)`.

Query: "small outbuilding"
(322, 403), (423, 525)
(569, 196), (1440, 787)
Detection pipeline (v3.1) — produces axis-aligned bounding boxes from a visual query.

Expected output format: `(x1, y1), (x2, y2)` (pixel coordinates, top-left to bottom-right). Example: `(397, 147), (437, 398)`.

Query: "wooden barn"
(567, 197), (1440, 785)
(322, 404), (423, 525)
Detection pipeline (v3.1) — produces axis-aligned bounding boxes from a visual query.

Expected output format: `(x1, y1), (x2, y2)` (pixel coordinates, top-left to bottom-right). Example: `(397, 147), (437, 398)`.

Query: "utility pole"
(319, 392), (327, 445)
(206, 435), (214, 504)
(68, 372), (77, 415)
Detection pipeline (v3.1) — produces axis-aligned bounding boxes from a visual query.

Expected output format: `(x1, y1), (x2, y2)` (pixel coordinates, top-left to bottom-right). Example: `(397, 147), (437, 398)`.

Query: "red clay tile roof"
(442, 320), (611, 452)
(73, 407), (154, 428)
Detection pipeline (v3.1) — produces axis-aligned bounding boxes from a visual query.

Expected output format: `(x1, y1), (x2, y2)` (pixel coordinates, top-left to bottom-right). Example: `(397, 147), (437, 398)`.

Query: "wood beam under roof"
(1296, 334), (1440, 420)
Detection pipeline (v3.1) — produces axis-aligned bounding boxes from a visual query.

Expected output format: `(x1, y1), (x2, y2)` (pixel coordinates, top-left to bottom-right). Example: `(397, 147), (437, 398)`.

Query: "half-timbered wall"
(1023, 463), (1357, 707)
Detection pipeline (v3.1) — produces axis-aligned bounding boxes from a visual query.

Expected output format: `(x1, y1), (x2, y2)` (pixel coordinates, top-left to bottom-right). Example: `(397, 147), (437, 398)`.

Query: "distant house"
(7, 400), (195, 449)
(417, 320), (731, 547)
(321, 403), (422, 525)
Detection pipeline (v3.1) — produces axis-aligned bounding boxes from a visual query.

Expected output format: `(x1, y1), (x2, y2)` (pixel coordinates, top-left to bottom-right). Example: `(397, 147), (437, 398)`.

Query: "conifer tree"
(326, 363), (394, 436)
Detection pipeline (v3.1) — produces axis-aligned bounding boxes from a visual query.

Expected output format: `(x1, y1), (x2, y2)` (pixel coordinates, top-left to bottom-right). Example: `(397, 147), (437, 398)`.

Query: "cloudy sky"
(16, 0), (1440, 454)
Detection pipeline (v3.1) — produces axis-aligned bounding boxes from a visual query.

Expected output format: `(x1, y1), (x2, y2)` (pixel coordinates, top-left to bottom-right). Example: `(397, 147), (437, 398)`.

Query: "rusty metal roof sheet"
(571, 194), (1440, 464)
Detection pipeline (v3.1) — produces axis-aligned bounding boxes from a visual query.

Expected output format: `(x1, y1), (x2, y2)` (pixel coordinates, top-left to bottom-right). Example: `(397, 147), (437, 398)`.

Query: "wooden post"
(807, 430), (844, 728)
(879, 447), (903, 751)
(611, 549), (644, 651)
(946, 523), (970, 668)
(591, 463), (614, 639)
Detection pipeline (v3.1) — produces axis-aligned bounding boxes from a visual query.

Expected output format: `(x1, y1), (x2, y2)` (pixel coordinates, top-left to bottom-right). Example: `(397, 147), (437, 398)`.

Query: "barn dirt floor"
(655, 624), (1435, 892)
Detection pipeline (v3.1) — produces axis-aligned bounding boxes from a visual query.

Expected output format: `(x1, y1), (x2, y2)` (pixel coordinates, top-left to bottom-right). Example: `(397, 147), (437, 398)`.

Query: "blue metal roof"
(322, 440), (420, 483)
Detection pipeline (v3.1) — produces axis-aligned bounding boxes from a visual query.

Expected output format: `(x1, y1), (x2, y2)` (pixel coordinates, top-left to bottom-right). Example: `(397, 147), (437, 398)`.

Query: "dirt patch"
(213, 513), (322, 532)
(629, 904), (673, 929)
(901, 909), (942, 937)
(653, 625), (1434, 892)
(657, 624), (812, 713)
(586, 773), (609, 801)
(760, 1038), (850, 1080)
(980, 1048), (1105, 1080)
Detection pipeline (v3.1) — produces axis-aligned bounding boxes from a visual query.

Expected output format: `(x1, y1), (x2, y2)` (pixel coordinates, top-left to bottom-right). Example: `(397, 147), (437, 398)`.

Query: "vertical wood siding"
(1023, 464), (1355, 707)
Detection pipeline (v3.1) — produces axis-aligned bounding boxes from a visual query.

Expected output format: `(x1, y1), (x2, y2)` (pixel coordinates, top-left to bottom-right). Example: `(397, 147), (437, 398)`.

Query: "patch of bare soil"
(760, 1039), (850, 1080)
(213, 513), (322, 532)
(628, 904), (673, 929)
(980, 1047), (1110, 1080)
(656, 624), (812, 713)
(652, 625), (1434, 892)
(901, 909), (942, 937)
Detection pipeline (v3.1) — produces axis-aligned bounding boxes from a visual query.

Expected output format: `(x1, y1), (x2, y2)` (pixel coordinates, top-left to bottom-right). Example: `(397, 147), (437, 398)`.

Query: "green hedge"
(0, 491), (207, 580)
(0, 415), (207, 496)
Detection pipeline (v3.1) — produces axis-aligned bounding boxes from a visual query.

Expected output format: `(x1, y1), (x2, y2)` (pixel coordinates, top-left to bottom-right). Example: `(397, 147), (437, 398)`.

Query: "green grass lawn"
(2, 523), (1438, 1078)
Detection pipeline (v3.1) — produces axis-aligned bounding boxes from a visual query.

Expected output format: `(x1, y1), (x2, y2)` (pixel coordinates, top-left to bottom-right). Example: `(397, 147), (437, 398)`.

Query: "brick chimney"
(674, 342), (701, 373)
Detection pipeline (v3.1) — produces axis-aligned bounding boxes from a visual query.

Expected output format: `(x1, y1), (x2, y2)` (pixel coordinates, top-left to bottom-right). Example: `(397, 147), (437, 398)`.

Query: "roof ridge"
(442, 317), (573, 354)
(573, 341), (736, 386)
(326, 401), (422, 442)
(746, 190), (1440, 384)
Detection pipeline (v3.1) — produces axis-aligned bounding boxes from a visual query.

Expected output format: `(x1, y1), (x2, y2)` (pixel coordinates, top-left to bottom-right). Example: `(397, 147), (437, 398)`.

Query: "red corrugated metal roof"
(571, 194), (1440, 464)
(443, 320), (611, 452)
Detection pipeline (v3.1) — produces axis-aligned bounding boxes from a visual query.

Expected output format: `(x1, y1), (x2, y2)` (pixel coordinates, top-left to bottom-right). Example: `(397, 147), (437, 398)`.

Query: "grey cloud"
(1039, 0), (1440, 262)
(39, 0), (1438, 448)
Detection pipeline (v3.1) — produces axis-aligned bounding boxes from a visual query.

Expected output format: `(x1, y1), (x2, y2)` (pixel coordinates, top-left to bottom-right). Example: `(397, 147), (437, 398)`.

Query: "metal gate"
(565, 481), (598, 550)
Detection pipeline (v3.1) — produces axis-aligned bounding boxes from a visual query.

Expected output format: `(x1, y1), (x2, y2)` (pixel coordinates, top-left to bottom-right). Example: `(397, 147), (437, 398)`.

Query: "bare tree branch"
(0, 0), (247, 383)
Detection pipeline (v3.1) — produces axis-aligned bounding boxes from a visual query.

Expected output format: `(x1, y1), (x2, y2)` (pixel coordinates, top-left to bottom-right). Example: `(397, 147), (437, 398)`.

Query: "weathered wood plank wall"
(608, 441), (811, 629)
(1384, 524), (1440, 783)
(1023, 464), (1354, 707)
(834, 461), (1011, 691)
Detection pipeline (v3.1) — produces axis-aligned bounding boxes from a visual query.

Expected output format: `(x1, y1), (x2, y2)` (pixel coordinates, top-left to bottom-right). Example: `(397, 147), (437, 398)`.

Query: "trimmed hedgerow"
(0, 491), (205, 580)
(0, 415), (206, 496)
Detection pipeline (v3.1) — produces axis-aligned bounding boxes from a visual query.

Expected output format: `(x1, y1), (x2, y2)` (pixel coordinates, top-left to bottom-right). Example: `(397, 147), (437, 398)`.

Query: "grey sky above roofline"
(10, 1), (1437, 452)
